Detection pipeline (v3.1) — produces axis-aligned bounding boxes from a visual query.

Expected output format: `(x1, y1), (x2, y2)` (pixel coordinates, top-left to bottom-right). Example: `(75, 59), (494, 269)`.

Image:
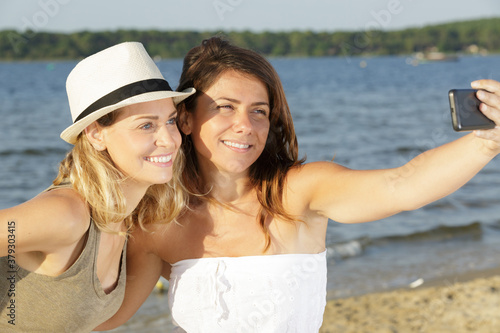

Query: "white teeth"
(223, 141), (250, 149)
(146, 155), (172, 163)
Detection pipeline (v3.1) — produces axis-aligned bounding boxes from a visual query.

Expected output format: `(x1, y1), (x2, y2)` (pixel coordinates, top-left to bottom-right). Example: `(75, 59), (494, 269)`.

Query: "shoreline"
(320, 266), (500, 332)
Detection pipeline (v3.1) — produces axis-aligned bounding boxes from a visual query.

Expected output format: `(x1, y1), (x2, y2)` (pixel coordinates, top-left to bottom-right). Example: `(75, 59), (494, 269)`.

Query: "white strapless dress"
(168, 251), (327, 333)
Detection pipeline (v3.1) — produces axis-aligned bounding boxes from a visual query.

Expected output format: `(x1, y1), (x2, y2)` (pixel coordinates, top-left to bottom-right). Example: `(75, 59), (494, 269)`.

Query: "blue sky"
(0, 0), (499, 33)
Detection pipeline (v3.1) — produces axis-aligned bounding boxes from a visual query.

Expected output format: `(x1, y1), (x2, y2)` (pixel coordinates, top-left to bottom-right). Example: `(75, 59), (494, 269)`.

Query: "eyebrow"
(214, 97), (269, 107)
(134, 110), (178, 120)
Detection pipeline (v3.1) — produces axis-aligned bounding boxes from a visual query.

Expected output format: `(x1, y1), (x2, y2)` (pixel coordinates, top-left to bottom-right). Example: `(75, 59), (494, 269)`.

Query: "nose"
(232, 111), (252, 135)
(156, 124), (178, 149)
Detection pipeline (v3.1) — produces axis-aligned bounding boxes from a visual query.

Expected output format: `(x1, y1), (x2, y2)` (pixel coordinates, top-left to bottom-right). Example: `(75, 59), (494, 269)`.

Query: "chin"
(155, 176), (174, 185)
(223, 163), (254, 174)
(139, 174), (174, 187)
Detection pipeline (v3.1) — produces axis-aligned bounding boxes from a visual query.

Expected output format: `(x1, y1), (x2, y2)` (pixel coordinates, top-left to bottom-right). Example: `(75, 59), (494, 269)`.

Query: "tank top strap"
(87, 218), (100, 264)
(42, 179), (72, 193)
(90, 221), (128, 299)
(89, 219), (103, 291)
(63, 218), (98, 275)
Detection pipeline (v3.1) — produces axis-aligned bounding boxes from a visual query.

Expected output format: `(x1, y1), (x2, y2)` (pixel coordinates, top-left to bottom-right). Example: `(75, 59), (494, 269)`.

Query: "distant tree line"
(0, 18), (499, 61)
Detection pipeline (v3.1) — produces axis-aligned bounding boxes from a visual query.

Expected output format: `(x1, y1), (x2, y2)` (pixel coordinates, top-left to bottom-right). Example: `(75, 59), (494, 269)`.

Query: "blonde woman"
(0, 42), (194, 332)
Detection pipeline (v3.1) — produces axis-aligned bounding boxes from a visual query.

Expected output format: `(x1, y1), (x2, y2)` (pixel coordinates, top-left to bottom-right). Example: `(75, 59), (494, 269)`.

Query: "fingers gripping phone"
(449, 89), (495, 131)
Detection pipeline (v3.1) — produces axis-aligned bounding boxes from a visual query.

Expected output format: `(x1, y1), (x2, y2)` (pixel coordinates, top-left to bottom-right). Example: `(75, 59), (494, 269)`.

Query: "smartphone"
(449, 89), (495, 131)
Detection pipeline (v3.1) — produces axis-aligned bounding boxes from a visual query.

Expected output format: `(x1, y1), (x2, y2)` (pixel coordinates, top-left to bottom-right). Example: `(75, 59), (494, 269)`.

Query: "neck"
(120, 180), (149, 216)
(200, 166), (254, 204)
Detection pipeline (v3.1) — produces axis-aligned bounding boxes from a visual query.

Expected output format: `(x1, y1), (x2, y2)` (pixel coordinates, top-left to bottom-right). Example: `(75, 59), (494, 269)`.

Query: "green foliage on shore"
(0, 18), (499, 61)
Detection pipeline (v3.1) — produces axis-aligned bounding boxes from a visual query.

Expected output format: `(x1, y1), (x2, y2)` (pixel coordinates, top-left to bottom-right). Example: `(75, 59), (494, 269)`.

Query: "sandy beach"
(320, 268), (500, 332)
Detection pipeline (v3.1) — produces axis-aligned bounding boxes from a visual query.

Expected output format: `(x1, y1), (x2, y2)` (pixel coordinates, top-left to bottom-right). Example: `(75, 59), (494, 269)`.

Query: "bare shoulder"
(0, 187), (90, 254)
(286, 161), (350, 190)
(283, 161), (353, 215)
(36, 188), (90, 237)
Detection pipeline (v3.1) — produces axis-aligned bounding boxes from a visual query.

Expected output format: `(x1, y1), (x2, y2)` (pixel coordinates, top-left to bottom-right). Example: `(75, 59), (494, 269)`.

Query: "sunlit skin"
(181, 70), (270, 182)
(90, 98), (182, 193)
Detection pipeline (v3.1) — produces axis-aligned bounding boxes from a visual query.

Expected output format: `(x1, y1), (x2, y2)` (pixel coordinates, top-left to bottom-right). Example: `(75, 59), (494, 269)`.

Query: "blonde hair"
(53, 113), (186, 234)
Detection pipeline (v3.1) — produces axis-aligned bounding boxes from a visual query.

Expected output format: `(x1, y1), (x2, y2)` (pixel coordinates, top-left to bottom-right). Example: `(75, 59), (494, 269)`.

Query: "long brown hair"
(177, 36), (305, 249)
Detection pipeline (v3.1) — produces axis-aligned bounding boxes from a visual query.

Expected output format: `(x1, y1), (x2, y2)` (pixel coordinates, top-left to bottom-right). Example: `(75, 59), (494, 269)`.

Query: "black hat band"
(74, 79), (173, 123)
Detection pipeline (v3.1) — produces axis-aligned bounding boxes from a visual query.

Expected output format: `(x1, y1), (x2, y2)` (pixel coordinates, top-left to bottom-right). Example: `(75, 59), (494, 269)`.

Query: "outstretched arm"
(294, 80), (500, 224)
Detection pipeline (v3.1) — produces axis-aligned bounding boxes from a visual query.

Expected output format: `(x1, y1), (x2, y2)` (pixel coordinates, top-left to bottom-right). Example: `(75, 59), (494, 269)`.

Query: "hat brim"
(60, 88), (195, 144)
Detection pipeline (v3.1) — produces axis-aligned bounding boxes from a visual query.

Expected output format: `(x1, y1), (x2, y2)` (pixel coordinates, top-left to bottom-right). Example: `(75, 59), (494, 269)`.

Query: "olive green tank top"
(0, 220), (127, 332)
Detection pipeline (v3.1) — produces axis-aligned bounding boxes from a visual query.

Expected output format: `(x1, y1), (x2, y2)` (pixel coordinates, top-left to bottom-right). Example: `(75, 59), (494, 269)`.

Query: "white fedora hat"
(60, 41), (195, 144)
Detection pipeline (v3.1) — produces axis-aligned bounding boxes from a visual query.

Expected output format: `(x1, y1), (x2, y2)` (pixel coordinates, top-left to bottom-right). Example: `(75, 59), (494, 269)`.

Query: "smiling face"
(182, 70), (270, 177)
(91, 98), (181, 188)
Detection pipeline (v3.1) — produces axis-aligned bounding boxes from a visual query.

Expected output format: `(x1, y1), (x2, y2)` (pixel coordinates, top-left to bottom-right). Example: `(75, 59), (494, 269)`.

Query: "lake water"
(1, 54), (500, 332)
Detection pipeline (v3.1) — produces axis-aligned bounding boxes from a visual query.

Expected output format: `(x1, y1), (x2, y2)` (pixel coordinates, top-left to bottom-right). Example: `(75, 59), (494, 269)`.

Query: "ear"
(178, 104), (192, 135)
(84, 122), (107, 151)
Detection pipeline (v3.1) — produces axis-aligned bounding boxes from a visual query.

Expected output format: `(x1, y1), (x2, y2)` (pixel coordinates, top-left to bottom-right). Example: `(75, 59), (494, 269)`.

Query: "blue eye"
(252, 109), (269, 118)
(166, 117), (177, 125)
(140, 123), (154, 130)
